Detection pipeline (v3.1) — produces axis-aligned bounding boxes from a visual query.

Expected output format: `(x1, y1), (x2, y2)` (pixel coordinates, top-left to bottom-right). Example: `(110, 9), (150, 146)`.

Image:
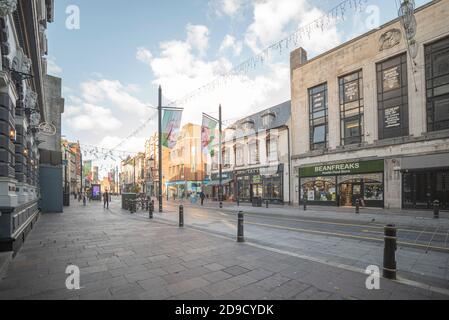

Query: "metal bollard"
(237, 198), (240, 207)
(383, 224), (397, 280)
(355, 199), (360, 214)
(179, 205), (184, 228)
(149, 201), (154, 219)
(303, 199), (307, 211)
(237, 211), (245, 243)
(266, 200), (269, 209)
(433, 200), (440, 219)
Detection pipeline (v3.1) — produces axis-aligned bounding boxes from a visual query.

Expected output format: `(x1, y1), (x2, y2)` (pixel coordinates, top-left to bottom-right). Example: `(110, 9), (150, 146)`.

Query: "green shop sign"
(299, 160), (384, 178)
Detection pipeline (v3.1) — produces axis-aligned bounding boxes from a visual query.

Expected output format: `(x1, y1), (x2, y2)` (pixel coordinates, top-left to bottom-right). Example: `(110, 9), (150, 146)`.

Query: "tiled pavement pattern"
(0, 202), (447, 300)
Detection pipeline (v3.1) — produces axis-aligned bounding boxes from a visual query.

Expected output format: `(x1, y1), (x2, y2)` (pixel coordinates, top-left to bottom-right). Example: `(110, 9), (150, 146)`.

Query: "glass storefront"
(236, 166), (284, 204)
(403, 169), (449, 210)
(299, 160), (384, 208)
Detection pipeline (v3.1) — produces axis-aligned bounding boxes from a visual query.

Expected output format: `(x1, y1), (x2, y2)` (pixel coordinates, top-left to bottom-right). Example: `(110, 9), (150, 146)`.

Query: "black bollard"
(433, 200), (440, 219)
(266, 200), (269, 209)
(149, 201), (154, 219)
(383, 224), (397, 280)
(237, 211), (245, 243)
(237, 198), (240, 207)
(179, 205), (184, 228)
(355, 199), (360, 214)
(303, 199), (307, 211)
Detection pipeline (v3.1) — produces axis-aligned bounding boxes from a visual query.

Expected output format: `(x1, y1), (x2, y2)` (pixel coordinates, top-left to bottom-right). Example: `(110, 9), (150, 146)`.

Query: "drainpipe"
(286, 125), (292, 205)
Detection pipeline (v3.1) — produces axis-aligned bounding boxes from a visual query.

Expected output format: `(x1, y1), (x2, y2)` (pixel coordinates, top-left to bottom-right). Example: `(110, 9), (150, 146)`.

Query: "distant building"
(167, 124), (206, 198)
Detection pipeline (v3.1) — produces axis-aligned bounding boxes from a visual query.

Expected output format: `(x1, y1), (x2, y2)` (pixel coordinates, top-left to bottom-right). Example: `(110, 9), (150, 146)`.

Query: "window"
(224, 147), (231, 168)
(309, 83), (328, 150)
(425, 36), (449, 131)
(300, 177), (336, 202)
(262, 112), (275, 128)
(266, 135), (278, 162)
(235, 144), (244, 167)
(248, 141), (259, 165)
(376, 54), (409, 139)
(339, 71), (364, 145)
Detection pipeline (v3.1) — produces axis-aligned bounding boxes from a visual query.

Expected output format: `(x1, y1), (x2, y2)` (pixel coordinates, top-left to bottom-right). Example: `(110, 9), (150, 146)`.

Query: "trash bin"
(252, 197), (262, 207)
(122, 193), (137, 210)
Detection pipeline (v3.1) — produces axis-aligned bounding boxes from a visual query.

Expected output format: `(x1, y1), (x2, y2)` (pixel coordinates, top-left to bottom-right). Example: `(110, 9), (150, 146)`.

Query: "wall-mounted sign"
(383, 66), (400, 91)
(312, 92), (325, 110)
(299, 160), (384, 178)
(38, 122), (57, 136)
(344, 81), (359, 103)
(384, 106), (401, 128)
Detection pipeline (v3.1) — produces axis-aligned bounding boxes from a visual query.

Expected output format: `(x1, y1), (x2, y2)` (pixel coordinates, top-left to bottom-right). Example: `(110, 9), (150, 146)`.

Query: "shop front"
(299, 159), (385, 208)
(236, 165), (284, 204)
(401, 153), (449, 210)
(209, 172), (234, 201)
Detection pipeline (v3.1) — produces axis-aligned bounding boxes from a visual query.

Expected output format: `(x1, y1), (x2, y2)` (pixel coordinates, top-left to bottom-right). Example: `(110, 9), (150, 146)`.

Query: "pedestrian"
(103, 190), (109, 209)
(200, 191), (205, 206)
(83, 192), (87, 206)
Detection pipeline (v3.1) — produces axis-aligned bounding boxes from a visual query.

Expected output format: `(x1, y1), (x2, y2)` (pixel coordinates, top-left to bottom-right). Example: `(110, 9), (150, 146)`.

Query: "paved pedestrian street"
(0, 200), (448, 300)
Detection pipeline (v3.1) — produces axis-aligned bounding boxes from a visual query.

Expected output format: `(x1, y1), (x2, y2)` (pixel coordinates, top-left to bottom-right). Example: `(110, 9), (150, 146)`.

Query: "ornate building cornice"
(0, 0), (17, 17)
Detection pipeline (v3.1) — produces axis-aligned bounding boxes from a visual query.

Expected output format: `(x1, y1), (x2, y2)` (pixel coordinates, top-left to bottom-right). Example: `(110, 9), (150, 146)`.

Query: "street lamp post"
(219, 104), (223, 209)
(158, 86), (163, 213)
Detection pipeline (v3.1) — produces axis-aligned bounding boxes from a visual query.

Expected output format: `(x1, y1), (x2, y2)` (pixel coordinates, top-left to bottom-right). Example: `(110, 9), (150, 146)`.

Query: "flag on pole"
(161, 108), (183, 149)
(201, 113), (219, 157)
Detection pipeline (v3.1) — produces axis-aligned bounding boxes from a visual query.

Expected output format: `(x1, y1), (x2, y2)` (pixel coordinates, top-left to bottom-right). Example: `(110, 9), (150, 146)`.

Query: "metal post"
(433, 200), (440, 219)
(266, 200), (269, 208)
(179, 205), (184, 228)
(158, 86), (163, 213)
(219, 104), (223, 209)
(303, 193), (307, 211)
(383, 224), (397, 280)
(237, 211), (245, 243)
(149, 200), (154, 219)
(356, 199), (360, 214)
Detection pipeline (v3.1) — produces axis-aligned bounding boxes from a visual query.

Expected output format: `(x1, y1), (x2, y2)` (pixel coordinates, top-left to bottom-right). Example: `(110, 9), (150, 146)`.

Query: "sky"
(46, 0), (430, 177)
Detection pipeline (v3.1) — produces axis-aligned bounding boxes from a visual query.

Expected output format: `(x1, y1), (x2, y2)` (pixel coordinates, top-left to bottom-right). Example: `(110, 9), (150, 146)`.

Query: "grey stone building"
(0, 0), (60, 252)
(209, 101), (292, 204)
(290, 0), (449, 211)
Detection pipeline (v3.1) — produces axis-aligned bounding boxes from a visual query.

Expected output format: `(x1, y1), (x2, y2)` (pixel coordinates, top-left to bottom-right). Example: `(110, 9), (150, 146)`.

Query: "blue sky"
(46, 0), (430, 175)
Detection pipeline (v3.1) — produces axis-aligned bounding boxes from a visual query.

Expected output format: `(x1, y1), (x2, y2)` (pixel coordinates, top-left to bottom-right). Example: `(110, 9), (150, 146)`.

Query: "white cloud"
(219, 35), (243, 56)
(47, 56), (63, 75)
(65, 103), (122, 132)
(80, 79), (151, 116)
(141, 22), (290, 127)
(136, 47), (153, 66)
(186, 24), (210, 56)
(220, 0), (243, 16)
(244, 0), (342, 55)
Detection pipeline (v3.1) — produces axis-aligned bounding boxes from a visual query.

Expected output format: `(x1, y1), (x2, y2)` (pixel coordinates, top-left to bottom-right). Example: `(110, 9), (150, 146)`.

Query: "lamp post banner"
(201, 113), (218, 157)
(161, 109), (183, 149)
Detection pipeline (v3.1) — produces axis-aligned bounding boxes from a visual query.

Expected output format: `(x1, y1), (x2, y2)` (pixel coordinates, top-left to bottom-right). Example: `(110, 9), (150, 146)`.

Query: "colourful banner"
(161, 109), (183, 149)
(201, 113), (219, 157)
(83, 160), (92, 182)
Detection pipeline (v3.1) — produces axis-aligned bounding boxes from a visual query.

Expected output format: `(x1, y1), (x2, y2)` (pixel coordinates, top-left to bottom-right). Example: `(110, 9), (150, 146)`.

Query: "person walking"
(103, 190), (110, 209)
(200, 191), (205, 206)
(83, 192), (87, 206)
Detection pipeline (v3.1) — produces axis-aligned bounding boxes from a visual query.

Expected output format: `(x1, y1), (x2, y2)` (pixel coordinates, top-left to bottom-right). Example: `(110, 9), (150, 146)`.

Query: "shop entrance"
(339, 183), (362, 207)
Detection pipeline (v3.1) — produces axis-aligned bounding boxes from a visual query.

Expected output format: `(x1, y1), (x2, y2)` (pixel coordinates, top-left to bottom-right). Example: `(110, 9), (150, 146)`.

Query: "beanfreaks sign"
(299, 160), (384, 177)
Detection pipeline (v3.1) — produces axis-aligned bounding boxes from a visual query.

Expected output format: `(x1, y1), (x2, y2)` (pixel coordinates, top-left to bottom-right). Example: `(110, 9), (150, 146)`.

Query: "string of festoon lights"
(109, 0), (369, 153)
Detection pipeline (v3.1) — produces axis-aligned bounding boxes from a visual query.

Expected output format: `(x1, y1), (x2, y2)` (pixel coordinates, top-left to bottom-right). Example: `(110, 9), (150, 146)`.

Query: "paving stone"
(223, 266), (251, 276)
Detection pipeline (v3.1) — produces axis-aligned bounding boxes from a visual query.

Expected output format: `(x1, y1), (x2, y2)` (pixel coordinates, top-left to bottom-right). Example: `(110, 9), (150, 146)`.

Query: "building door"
(340, 184), (352, 206)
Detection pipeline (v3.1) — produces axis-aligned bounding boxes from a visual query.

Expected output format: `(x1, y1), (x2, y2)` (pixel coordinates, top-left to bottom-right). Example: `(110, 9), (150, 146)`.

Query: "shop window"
(301, 177), (336, 202)
(376, 53), (409, 139)
(425, 35), (449, 132)
(309, 83), (328, 150)
(339, 71), (364, 145)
